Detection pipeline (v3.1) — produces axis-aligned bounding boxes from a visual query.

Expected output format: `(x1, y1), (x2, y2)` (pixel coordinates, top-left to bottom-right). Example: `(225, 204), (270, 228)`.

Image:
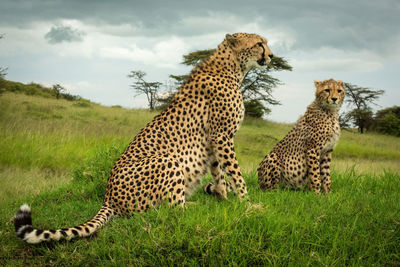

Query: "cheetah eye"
(257, 42), (263, 47)
(338, 89), (343, 93)
(324, 89), (330, 93)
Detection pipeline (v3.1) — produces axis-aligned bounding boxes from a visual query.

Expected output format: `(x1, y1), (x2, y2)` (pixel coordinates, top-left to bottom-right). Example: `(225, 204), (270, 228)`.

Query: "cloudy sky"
(1, 0), (399, 122)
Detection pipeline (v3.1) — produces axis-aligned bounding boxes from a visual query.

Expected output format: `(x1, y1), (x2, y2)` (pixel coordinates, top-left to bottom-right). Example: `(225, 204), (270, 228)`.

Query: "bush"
(62, 92), (80, 101)
(73, 99), (91, 108)
(376, 106), (400, 119)
(0, 78), (6, 94)
(376, 111), (400, 136)
(375, 106), (400, 136)
(244, 99), (270, 118)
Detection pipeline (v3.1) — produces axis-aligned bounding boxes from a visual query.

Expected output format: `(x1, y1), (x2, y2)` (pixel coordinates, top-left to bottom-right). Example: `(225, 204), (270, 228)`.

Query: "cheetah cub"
(258, 79), (345, 193)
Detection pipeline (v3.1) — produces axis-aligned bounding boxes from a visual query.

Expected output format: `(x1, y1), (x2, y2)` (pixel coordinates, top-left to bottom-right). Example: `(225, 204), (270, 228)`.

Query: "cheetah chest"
(322, 122), (340, 153)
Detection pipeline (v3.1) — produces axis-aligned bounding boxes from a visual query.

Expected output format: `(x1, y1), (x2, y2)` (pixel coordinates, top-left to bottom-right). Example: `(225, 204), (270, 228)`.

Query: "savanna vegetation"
(0, 82), (399, 265)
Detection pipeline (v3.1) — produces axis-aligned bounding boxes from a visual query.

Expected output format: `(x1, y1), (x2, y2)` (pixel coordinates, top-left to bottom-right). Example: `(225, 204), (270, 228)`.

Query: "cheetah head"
(225, 33), (273, 73)
(314, 79), (346, 111)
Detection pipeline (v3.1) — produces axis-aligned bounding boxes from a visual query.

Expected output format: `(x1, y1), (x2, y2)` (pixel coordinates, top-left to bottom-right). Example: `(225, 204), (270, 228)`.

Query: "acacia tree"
(161, 49), (292, 117)
(128, 70), (162, 111)
(52, 84), (66, 99)
(342, 83), (384, 133)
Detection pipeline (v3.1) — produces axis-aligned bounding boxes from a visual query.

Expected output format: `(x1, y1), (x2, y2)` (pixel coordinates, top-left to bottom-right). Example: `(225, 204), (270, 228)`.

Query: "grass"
(0, 93), (156, 171)
(1, 91), (400, 265)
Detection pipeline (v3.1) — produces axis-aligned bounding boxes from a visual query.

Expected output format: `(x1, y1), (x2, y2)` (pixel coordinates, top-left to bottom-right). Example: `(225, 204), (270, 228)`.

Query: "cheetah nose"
(331, 97), (337, 102)
(268, 54), (274, 59)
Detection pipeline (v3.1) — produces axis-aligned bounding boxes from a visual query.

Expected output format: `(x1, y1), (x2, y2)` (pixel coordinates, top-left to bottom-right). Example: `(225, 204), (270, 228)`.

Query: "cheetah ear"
(337, 80), (345, 86)
(314, 80), (320, 87)
(225, 34), (239, 48)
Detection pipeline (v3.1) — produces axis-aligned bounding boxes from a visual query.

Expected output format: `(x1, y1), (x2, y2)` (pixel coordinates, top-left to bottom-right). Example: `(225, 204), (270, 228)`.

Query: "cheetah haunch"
(14, 33), (273, 244)
(258, 79), (345, 193)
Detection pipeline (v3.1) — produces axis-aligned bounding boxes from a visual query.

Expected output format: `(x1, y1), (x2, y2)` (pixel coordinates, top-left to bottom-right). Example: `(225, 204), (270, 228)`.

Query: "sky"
(0, 0), (399, 122)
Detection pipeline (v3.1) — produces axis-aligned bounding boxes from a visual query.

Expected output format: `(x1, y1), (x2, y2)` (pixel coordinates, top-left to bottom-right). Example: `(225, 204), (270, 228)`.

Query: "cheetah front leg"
(306, 148), (322, 194)
(320, 151), (332, 193)
(206, 159), (229, 201)
(211, 134), (248, 200)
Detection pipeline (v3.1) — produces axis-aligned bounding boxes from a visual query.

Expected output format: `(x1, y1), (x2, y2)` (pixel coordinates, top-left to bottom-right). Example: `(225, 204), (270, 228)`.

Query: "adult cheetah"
(14, 33), (273, 244)
(258, 79), (345, 193)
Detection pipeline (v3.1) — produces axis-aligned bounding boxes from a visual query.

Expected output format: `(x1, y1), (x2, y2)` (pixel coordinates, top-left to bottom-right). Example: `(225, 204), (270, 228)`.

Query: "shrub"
(62, 92), (80, 101)
(375, 106), (400, 136)
(244, 99), (270, 118)
(73, 99), (91, 108)
(376, 111), (400, 136)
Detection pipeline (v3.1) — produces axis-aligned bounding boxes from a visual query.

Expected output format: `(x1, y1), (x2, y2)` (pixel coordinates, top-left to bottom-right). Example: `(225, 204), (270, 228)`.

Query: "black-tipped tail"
(14, 204), (114, 244)
(14, 204), (35, 240)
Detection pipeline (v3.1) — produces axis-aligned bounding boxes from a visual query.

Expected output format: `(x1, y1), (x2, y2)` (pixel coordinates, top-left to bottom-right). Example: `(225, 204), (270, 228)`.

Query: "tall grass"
(334, 130), (400, 160)
(0, 93), (156, 171)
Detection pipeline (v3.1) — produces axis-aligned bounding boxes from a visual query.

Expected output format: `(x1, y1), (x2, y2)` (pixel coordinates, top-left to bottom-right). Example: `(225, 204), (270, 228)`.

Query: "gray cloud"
(1, 0), (399, 53)
(44, 25), (85, 44)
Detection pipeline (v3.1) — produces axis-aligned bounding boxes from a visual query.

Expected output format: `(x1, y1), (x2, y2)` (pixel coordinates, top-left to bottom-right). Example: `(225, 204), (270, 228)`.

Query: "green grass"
(1, 91), (400, 265)
(1, 153), (399, 265)
(0, 93), (156, 171)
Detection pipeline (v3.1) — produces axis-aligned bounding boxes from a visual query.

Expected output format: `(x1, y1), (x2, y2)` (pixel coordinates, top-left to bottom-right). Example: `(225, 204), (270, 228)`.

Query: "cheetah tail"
(13, 203), (114, 244)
